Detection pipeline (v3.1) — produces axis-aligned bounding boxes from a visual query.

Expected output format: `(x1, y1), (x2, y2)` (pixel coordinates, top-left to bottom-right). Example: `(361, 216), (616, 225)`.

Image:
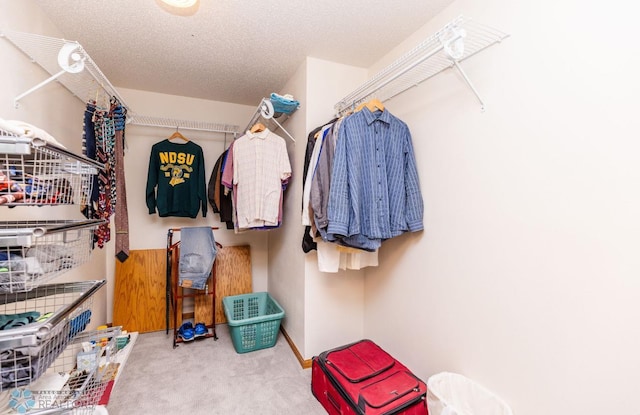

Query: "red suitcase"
(311, 339), (428, 415)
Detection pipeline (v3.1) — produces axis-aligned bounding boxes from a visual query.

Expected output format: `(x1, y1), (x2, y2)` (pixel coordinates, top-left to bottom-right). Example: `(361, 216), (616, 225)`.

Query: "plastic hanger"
(168, 127), (189, 142)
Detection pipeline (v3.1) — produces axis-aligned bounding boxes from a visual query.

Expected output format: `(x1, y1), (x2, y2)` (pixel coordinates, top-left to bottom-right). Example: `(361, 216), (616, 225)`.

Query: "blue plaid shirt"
(327, 108), (423, 248)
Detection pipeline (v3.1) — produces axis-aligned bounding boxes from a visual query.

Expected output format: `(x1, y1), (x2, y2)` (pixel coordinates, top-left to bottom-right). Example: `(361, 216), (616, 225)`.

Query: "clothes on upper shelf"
(217, 128), (292, 232)
(302, 106), (424, 271)
(145, 139), (208, 218)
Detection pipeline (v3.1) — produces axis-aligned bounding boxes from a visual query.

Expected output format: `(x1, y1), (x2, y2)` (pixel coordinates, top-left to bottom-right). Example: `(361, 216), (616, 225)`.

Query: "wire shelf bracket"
(244, 98), (296, 142)
(1, 28), (129, 110)
(334, 15), (509, 115)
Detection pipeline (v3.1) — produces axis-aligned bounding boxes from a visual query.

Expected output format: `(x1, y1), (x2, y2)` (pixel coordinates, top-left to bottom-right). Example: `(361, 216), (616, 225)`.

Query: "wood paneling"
(113, 249), (167, 333)
(114, 245), (253, 333)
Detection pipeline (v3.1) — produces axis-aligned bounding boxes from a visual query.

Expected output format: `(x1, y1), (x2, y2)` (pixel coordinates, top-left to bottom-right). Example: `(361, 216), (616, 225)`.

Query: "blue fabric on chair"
(178, 227), (217, 290)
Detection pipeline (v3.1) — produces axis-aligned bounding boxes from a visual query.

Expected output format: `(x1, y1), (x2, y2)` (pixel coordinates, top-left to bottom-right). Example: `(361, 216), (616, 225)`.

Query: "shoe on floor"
(178, 321), (195, 342)
(194, 322), (208, 338)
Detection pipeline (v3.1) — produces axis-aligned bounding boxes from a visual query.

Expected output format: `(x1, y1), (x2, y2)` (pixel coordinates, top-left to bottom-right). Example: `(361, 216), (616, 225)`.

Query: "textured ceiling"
(34, 0), (454, 106)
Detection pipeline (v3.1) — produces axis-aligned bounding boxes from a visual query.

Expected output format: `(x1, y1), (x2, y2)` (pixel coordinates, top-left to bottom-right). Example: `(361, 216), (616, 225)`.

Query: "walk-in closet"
(1, 1), (638, 414)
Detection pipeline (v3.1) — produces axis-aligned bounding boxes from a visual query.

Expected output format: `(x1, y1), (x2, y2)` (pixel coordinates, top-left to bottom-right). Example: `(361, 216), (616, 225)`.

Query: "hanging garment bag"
(311, 339), (428, 415)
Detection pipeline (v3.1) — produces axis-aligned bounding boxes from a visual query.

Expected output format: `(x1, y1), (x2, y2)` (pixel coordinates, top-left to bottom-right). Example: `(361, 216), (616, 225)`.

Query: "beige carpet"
(107, 325), (326, 414)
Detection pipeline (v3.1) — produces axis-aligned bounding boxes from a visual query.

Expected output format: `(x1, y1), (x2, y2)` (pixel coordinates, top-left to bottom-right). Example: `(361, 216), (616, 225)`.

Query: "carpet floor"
(107, 325), (327, 414)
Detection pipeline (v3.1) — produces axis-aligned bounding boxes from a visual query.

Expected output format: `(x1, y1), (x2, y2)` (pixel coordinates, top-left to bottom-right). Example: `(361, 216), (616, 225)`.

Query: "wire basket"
(222, 292), (285, 354)
(0, 280), (105, 393)
(0, 220), (106, 293)
(0, 326), (121, 414)
(0, 131), (103, 207)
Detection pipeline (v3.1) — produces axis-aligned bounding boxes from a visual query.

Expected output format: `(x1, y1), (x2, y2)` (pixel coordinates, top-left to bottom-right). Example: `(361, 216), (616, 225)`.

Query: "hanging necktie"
(112, 100), (130, 262)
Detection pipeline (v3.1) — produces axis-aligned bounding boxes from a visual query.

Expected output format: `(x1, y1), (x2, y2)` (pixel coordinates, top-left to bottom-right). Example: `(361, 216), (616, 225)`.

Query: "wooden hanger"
(365, 98), (385, 112)
(168, 127), (189, 142)
(354, 98), (385, 113)
(250, 122), (266, 133)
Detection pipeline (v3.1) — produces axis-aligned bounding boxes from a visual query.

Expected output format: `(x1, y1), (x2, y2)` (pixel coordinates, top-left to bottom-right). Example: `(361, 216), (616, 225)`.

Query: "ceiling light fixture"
(156, 0), (200, 16)
(161, 0), (197, 7)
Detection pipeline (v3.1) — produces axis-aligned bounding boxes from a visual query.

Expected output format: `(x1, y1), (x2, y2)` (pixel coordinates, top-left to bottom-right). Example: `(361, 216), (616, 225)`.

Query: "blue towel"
(179, 227), (217, 290)
(270, 93), (300, 115)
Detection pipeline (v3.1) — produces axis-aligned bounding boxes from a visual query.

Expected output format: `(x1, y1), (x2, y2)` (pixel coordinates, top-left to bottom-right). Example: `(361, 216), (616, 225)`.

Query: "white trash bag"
(426, 372), (513, 415)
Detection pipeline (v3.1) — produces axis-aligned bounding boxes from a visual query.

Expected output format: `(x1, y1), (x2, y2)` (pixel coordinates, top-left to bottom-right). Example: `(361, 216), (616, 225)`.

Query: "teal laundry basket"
(222, 292), (285, 354)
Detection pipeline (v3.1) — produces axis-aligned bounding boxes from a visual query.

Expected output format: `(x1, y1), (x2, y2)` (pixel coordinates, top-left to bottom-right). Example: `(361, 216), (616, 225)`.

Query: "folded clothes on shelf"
(270, 92), (300, 115)
(0, 245), (77, 292)
(0, 118), (66, 148)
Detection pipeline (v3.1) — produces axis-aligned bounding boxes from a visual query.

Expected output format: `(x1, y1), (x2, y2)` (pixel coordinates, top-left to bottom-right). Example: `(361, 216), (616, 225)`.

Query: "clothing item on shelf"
(146, 139), (208, 218)
(178, 227), (217, 290)
(0, 118), (65, 148)
(0, 312), (41, 331)
(270, 92), (300, 115)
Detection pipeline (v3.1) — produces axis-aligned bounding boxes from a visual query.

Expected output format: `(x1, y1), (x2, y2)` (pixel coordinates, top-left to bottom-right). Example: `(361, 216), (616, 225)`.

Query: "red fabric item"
(98, 380), (115, 405)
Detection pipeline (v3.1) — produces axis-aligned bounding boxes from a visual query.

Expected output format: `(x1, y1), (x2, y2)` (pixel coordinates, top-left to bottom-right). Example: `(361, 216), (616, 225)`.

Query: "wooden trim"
(280, 326), (312, 369)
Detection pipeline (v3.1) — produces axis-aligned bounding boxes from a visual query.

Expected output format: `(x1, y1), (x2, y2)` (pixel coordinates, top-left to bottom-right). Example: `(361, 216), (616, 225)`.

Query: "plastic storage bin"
(222, 292), (285, 354)
(426, 372), (513, 415)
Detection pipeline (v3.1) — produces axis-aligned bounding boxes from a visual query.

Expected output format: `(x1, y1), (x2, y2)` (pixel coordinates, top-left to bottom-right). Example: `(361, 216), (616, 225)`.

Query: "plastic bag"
(426, 372), (513, 415)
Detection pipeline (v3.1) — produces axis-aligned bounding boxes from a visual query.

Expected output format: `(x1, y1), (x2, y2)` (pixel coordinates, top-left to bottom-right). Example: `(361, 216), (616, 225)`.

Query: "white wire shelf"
(1, 130), (104, 208)
(0, 326), (121, 414)
(0, 28), (128, 110)
(0, 280), (106, 392)
(127, 114), (239, 135)
(334, 15), (509, 115)
(0, 220), (107, 293)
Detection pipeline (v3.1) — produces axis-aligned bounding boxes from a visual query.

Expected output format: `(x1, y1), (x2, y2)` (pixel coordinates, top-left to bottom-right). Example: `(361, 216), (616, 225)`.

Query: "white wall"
(0, 0), (107, 328)
(303, 58), (368, 358)
(267, 58), (308, 355)
(362, 0), (640, 414)
(268, 57), (369, 358)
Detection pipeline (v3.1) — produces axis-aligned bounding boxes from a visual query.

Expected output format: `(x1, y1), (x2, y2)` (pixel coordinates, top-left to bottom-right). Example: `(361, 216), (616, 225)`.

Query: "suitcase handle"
(326, 391), (342, 413)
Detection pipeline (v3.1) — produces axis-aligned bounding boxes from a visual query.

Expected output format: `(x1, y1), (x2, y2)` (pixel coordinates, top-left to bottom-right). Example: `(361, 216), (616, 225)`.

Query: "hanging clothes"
(208, 149), (234, 229)
(326, 107), (424, 251)
(228, 128), (291, 230)
(145, 139), (208, 218)
(82, 104), (117, 248)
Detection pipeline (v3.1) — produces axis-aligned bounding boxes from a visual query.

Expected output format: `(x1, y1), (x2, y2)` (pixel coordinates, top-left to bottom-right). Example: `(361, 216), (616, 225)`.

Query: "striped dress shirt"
(327, 108), (423, 248)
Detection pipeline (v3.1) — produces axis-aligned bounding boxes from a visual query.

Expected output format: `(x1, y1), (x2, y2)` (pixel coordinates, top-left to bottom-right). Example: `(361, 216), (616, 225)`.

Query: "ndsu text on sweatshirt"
(146, 139), (207, 218)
